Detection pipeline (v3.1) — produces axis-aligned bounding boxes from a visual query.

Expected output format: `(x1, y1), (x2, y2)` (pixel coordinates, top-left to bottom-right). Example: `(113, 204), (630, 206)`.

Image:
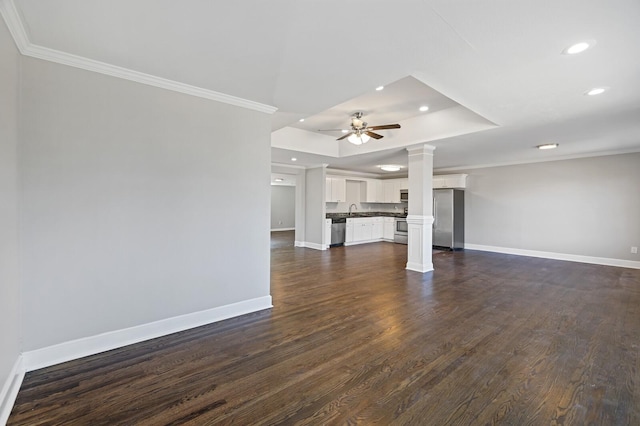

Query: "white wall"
(271, 185), (295, 230)
(19, 56), (272, 351)
(0, 17), (22, 415)
(462, 153), (640, 263)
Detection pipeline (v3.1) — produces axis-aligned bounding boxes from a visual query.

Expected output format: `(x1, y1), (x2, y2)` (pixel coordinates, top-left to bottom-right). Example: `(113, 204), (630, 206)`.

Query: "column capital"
(406, 144), (436, 156)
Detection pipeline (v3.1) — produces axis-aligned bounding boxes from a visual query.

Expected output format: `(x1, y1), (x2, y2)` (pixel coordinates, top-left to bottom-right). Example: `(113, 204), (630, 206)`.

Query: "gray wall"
(271, 186), (295, 230)
(19, 56), (272, 351)
(304, 167), (326, 246)
(0, 18), (21, 401)
(462, 153), (640, 261)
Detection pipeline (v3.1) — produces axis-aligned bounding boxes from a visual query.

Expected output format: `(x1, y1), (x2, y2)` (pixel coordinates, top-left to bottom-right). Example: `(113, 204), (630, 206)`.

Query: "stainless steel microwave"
(400, 189), (408, 202)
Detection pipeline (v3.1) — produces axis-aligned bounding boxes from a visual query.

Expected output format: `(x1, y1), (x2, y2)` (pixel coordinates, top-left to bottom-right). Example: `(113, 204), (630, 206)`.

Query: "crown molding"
(0, 0), (28, 52)
(434, 147), (640, 173)
(0, 0), (277, 114)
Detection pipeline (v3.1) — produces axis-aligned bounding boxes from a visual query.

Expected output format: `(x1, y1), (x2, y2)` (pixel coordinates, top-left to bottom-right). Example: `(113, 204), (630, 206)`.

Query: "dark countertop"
(326, 212), (407, 223)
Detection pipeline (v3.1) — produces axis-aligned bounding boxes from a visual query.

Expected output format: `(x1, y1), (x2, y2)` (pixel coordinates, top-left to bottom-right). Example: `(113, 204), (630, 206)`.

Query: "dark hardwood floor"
(9, 231), (640, 425)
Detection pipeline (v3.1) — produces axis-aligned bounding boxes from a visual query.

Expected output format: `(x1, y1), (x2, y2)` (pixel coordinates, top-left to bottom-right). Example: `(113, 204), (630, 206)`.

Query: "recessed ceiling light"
(379, 164), (403, 172)
(291, 157), (297, 161)
(563, 41), (593, 55)
(536, 143), (559, 150)
(584, 87), (608, 96)
(341, 129), (349, 133)
(274, 178), (284, 182)
(299, 118), (305, 122)
(419, 106), (429, 112)
(375, 86), (384, 91)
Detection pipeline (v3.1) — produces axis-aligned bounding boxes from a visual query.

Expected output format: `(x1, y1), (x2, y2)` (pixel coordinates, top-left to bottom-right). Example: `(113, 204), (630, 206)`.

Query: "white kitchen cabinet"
(383, 217), (395, 240)
(398, 178), (409, 191)
(325, 218), (332, 248)
(364, 179), (382, 203)
(344, 217), (392, 245)
(433, 174), (467, 189)
(382, 180), (396, 203)
(372, 217), (383, 240)
(326, 177), (346, 202)
(382, 179), (403, 203)
(346, 219), (354, 243)
(353, 219), (372, 242)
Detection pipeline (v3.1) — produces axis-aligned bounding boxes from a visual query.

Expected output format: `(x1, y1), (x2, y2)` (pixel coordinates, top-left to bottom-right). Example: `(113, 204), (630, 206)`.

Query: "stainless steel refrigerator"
(432, 189), (464, 249)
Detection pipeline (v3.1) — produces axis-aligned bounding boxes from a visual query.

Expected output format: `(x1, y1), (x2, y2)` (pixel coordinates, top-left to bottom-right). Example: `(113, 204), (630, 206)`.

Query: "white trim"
(22, 296), (273, 372)
(406, 261), (434, 273)
(406, 214), (434, 226)
(0, 0), (276, 114)
(465, 244), (640, 270)
(295, 241), (326, 250)
(0, 356), (25, 426)
(406, 144), (436, 156)
(435, 148), (640, 173)
(0, 0), (28, 52)
(270, 227), (295, 232)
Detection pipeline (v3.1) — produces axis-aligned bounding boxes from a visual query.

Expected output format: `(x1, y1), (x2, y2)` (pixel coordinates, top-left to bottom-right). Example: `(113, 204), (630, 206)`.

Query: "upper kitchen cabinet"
(364, 179), (382, 203)
(433, 174), (467, 189)
(382, 179), (406, 203)
(326, 176), (347, 202)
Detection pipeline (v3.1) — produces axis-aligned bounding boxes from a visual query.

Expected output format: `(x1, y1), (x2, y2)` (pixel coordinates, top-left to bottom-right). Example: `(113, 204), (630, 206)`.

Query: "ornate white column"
(406, 145), (435, 273)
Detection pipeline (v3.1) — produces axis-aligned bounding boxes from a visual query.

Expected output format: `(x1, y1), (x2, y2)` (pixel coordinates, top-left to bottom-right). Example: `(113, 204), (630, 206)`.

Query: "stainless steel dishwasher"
(330, 218), (346, 247)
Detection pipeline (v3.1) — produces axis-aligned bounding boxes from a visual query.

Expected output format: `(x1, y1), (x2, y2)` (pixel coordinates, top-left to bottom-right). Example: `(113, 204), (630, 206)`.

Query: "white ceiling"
(9, 0), (640, 176)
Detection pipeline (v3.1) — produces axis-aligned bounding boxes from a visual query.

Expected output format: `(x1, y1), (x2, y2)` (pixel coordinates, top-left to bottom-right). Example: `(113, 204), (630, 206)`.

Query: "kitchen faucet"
(348, 204), (357, 216)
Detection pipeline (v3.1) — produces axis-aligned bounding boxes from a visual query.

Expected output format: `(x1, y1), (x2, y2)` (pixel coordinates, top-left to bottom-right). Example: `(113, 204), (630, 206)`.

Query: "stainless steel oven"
(394, 217), (408, 244)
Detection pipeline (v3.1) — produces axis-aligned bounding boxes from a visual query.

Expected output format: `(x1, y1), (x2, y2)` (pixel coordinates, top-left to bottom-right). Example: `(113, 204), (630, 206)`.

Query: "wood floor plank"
(8, 231), (640, 425)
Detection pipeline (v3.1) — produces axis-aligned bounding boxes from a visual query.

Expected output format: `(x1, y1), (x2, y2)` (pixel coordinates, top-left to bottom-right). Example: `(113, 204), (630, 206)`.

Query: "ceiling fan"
(322, 112), (401, 145)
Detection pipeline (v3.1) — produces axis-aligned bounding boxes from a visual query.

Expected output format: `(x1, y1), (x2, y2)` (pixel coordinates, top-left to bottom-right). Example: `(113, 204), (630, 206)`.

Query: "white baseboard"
(345, 238), (385, 246)
(22, 295), (273, 373)
(270, 227), (295, 232)
(0, 356), (25, 426)
(464, 244), (640, 269)
(295, 241), (326, 250)
(406, 262), (434, 273)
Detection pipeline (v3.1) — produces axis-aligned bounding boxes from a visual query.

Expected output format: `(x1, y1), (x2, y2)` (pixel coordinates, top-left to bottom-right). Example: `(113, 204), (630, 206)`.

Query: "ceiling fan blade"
(318, 129), (346, 132)
(365, 131), (383, 139)
(337, 132), (353, 141)
(367, 124), (401, 130)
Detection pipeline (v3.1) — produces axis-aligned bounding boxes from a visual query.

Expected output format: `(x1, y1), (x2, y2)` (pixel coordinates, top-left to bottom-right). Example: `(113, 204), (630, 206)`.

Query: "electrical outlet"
(632, 247), (638, 254)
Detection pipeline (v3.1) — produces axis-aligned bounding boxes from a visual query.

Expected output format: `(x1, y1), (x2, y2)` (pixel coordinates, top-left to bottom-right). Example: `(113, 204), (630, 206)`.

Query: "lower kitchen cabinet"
(372, 217), (383, 240)
(346, 219), (354, 243)
(383, 217), (395, 240)
(325, 218), (332, 248)
(344, 217), (396, 245)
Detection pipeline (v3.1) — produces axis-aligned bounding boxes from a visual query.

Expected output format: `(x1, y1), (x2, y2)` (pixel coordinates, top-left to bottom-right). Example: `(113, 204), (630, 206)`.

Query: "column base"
(405, 214), (434, 273)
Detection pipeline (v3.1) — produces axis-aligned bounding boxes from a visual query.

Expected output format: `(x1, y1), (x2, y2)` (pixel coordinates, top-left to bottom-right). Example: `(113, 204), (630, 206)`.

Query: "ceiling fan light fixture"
(348, 133), (370, 145)
(379, 164), (402, 172)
